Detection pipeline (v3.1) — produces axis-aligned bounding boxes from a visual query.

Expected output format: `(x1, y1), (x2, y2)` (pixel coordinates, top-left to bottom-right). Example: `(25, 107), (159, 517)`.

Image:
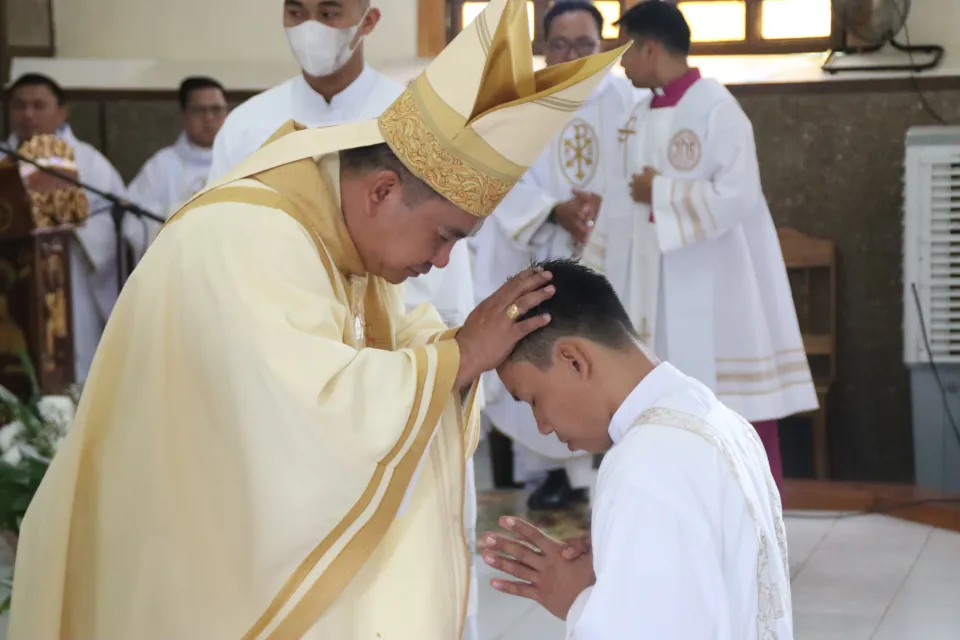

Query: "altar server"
(582, 1), (817, 488)
(126, 77), (228, 258)
(4, 73), (129, 382)
(482, 259), (792, 640)
(207, 0), (401, 182)
(473, 1), (639, 509)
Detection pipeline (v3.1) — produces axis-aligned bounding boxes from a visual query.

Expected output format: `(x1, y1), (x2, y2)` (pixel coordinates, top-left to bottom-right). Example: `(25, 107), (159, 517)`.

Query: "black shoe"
(489, 429), (524, 489)
(527, 470), (586, 511)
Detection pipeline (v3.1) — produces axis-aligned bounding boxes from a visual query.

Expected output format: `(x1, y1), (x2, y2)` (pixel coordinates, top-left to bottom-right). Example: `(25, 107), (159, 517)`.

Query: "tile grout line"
(493, 603), (540, 640)
(787, 515), (839, 582)
(867, 525), (935, 640)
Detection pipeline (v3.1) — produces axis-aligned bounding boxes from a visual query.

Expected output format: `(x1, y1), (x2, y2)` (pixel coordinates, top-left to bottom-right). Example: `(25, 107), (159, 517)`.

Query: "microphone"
(0, 140), (165, 290)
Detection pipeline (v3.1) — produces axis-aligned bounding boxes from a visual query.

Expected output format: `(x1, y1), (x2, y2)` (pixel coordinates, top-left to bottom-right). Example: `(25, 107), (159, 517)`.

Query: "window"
(677, 0), (835, 55)
(440, 0), (836, 56)
(446, 0), (627, 55)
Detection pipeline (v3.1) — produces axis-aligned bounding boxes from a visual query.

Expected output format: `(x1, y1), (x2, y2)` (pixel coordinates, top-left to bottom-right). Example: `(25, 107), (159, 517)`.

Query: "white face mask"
(285, 11), (369, 78)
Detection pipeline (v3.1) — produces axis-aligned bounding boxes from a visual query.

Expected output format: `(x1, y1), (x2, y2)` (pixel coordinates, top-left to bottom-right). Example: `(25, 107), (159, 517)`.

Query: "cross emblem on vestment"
(617, 114), (638, 177)
(562, 123), (595, 182)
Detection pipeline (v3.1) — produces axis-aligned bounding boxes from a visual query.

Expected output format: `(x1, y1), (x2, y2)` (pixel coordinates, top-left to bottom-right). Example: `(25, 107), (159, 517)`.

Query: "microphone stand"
(0, 142), (165, 293)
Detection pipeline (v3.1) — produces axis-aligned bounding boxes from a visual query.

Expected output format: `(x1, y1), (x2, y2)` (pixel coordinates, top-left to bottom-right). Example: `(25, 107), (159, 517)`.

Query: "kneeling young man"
(482, 259), (792, 639)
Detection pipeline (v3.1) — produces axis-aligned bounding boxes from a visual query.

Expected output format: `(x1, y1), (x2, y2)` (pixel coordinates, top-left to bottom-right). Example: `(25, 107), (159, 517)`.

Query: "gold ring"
(506, 304), (520, 321)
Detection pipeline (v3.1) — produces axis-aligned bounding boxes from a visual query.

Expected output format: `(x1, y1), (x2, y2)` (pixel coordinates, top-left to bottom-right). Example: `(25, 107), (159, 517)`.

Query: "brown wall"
(740, 82), (959, 483)
(3, 78), (959, 482)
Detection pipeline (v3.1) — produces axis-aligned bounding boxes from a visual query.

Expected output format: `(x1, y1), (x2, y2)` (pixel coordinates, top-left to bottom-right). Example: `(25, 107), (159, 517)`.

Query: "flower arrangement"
(0, 353), (79, 612)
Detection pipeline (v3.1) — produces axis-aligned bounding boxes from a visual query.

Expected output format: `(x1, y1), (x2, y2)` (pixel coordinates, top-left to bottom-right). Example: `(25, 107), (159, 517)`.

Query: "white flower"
(37, 396), (75, 433)
(2, 446), (22, 466)
(0, 421), (24, 453)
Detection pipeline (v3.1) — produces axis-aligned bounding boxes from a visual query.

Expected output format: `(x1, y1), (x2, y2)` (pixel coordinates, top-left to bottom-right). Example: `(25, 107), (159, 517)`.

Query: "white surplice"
(207, 65), (402, 182)
(566, 362), (792, 640)
(473, 76), (639, 481)
(583, 75), (817, 421)
(126, 132), (213, 259)
(4, 125), (130, 382)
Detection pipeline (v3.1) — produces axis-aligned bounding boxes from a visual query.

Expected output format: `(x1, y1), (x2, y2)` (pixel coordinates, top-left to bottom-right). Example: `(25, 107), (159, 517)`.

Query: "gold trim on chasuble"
(162, 177), (464, 638)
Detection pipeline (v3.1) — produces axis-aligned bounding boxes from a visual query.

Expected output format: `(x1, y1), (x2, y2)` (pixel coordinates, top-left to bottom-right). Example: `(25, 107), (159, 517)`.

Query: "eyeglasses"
(185, 105), (228, 118)
(546, 37), (601, 57)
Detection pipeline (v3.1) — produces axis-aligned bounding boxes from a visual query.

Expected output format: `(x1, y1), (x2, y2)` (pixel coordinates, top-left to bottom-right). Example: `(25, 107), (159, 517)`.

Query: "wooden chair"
(777, 228), (837, 480)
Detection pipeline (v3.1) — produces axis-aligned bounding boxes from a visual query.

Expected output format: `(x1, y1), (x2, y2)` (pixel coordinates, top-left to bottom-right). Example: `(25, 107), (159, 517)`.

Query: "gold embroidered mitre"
(377, 0), (627, 218)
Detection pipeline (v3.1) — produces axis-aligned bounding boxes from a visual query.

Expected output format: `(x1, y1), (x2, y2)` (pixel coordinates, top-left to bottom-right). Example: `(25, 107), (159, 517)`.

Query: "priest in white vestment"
(207, 0), (402, 183)
(582, 2), (818, 489)
(482, 258), (792, 639)
(126, 77), (228, 259)
(4, 74), (131, 382)
(473, 0), (640, 510)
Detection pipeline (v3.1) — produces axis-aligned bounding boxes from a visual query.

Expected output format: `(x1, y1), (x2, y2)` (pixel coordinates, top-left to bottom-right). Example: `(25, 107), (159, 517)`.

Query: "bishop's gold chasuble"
(8, 1), (626, 638)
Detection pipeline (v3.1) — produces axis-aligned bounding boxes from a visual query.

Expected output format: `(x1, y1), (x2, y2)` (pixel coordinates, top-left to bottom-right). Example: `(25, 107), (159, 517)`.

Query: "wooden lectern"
(0, 135), (88, 397)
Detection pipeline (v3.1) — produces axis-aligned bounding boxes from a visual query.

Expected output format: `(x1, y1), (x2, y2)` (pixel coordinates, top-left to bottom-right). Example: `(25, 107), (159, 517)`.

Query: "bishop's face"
(343, 168), (481, 284)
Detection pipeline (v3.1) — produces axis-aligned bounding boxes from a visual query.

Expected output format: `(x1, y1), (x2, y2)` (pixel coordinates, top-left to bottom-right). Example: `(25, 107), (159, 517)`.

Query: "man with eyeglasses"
(127, 77), (229, 259)
(473, 0), (642, 512)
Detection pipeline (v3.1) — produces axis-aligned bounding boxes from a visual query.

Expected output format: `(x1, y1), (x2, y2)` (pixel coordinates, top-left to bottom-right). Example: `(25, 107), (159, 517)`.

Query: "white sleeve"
(75, 153), (129, 272)
(491, 163), (562, 251)
(651, 100), (765, 253)
(566, 487), (730, 640)
(207, 117), (238, 184)
(125, 155), (166, 260)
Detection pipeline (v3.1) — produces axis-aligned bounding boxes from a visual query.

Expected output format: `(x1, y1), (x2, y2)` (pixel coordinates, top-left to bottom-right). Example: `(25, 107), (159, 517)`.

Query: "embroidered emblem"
(668, 128), (701, 172)
(635, 407), (791, 639)
(559, 118), (598, 187)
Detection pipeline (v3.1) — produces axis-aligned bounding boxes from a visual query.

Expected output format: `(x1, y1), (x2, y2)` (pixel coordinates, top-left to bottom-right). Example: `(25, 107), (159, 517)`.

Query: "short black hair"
(340, 143), (443, 206)
(509, 259), (636, 368)
(178, 76), (225, 110)
(543, 1), (604, 39)
(8, 73), (66, 106)
(615, 0), (691, 56)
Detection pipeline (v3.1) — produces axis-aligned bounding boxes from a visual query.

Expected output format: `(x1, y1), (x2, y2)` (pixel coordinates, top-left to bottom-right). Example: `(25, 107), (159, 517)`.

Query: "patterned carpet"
(476, 489), (590, 542)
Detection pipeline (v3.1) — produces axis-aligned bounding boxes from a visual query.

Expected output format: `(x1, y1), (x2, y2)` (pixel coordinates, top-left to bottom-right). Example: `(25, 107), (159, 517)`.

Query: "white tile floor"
(1, 468), (958, 639)
(475, 512), (960, 639)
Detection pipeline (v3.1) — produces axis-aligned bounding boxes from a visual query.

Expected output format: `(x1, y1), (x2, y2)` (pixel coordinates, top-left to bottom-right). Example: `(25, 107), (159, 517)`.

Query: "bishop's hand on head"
(454, 267), (555, 390)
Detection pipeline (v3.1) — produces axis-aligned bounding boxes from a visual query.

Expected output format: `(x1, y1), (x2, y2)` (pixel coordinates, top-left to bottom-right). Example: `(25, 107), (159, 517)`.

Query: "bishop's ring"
(506, 304), (521, 321)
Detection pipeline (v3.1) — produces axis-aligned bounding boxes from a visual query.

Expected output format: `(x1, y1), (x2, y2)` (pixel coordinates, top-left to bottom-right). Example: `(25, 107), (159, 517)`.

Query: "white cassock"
(207, 66), (402, 182)
(4, 125), (130, 382)
(566, 362), (792, 640)
(583, 72), (818, 421)
(126, 132), (213, 259)
(403, 248), (479, 640)
(472, 76), (639, 487)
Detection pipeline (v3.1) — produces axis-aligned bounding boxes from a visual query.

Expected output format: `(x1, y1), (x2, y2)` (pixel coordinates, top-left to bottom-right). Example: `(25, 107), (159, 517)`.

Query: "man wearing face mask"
(207, 0), (400, 183)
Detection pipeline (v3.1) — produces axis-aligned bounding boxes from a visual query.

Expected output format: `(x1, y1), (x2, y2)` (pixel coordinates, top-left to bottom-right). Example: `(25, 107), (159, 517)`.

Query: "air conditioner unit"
(903, 125), (960, 493)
